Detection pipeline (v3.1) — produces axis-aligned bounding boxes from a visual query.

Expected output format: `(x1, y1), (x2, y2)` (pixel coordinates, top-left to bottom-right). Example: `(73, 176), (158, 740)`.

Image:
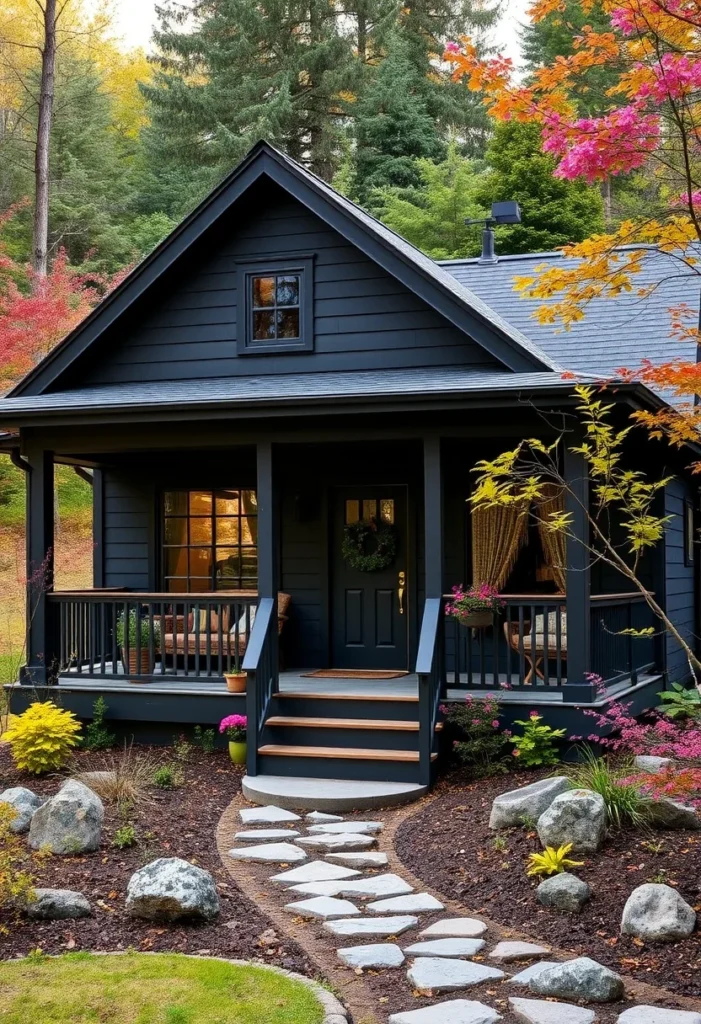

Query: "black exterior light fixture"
(465, 200), (521, 265)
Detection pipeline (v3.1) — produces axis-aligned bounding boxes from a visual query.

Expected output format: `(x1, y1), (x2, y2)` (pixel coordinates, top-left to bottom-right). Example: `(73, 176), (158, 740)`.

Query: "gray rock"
(306, 811), (344, 823)
(617, 1008), (701, 1023)
(234, 828), (301, 842)
(270, 862), (361, 884)
(239, 804), (300, 823)
(367, 893), (444, 914)
(306, 820), (383, 835)
(290, 873), (413, 899)
(296, 832), (377, 851)
(509, 997), (596, 1024)
(0, 787), (44, 833)
(620, 883), (696, 942)
(644, 798), (701, 831)
(26, 888), (91, 919)
(337, 943), (405, 968)
(389, 1001), (502, 1024)
(324, 915), (418, 937)
(489, 777), (570, 829)
(326, 852), (389, 868)
(228, 842), (307, 864)
(489, 941), (550, 962)
(284, 895), (360, 920)
(536, 790), (607, 854)
(633, 756), (672, 774)
(536, 872), (591, 913)
(407, 957), (505, 993)
(404, 939), (486, 958)
(126, 857), (219, 921)
(420, 918), (488, 939)
(529, 957), (624, 1003)
(28, 780), (104, 854)
(509, 963), (563, 986)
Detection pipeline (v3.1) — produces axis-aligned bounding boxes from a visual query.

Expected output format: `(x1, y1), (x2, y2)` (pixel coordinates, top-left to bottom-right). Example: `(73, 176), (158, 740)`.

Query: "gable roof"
(10, 142), (559, 399)
(442, 247), (699, 382)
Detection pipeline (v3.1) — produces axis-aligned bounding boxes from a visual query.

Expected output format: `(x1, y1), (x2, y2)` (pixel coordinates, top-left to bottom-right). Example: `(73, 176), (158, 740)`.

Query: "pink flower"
(542, 105), (660, 182)
(220, 713), (247, 737)
(529, 710), (540, 720)
(512, 748), (520, 757)
(445, 40), (461, 54)
(491, 720), (500, 729)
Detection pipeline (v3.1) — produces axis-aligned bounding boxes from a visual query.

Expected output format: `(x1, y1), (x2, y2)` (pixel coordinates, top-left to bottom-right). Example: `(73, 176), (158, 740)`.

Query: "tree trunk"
(33, 0), (57, 281)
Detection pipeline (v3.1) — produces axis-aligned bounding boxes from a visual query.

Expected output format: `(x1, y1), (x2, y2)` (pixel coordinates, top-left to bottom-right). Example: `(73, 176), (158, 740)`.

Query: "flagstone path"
(218, 801), (701, 1024)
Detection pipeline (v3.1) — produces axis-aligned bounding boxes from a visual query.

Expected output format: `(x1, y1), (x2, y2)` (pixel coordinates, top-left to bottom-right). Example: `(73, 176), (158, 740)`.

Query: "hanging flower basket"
(341, 517), (397, 573)
(455, 609), (494, 629)
(446, 584), (504, 630)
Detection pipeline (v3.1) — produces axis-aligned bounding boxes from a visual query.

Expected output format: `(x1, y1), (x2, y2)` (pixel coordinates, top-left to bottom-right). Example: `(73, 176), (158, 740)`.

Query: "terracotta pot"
(456, 609), (494, 629)
(229, 740), (247, 765)
(123, 648), (152, 679)
(225, 672), (247, 693)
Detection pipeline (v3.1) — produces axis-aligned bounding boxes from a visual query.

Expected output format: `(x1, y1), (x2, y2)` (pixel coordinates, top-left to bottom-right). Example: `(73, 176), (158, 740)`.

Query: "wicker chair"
(503, 610), (567, 683)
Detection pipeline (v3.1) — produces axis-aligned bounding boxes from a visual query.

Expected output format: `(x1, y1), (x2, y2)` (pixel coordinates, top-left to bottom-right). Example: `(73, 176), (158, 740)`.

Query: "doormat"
(302, 669), (409, 680)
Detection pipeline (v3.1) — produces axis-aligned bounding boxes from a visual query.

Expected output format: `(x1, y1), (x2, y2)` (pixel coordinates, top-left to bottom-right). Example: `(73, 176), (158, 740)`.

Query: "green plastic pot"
(228, 740), (247, 765)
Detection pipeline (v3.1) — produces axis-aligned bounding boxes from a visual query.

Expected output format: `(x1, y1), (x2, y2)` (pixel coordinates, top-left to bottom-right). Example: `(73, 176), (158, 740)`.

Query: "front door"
(331, 486), (408, 670)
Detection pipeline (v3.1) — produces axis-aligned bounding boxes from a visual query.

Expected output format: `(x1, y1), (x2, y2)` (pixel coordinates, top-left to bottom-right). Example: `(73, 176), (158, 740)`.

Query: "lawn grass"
(0, 952), (325, 1024)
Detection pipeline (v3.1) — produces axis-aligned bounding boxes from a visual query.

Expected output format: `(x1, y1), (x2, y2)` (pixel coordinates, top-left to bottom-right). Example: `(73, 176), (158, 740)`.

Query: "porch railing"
(416, 597), (445, 787)
(590, 592), (657, 686)
(243, 596), (278, 777)
(48, 590), (258, 683)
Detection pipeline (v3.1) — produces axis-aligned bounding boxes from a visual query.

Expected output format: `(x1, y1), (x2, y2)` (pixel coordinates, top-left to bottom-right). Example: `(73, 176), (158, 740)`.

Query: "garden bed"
(395, 768), (701, 999)
(0, 742), (312, 978)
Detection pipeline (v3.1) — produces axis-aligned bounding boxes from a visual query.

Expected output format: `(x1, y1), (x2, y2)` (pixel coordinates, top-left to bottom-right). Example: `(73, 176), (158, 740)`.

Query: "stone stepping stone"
(284, 895), (360, 920)
(420, 918), (488, 939)
(324, 915), (418, 937)
(290, 873), (413, 899)
(510, 997), (595, 1024)
(489, 941), (550, 962)
(234, 829), (301, 842)
(306, 811), (344, 823)
(307, 820), (383, 835)
(337, 943), (405, 968)
(270, 862), (361, 885)
(367, 893), (444, 914)
(326, 851), (389, 868)
(618, 1010), (701, 1024)
(239, 805), (301, 824)
(228, 842), (307, 864)
(404, 938), (486, 959)
(296, 833), (377, 851)
(407, 957), (505, 993)
(509, 962), (562, 986)
(389, 1002), (501, 1024)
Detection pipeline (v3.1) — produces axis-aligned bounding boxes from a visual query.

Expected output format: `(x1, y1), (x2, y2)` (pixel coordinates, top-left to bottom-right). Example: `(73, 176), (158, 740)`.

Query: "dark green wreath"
(342, 517), (397, 572)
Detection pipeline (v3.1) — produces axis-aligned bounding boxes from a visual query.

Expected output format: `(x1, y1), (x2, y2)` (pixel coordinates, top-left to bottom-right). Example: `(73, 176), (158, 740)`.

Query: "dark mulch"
(0, 742), (312, 977)
(395, 768), (701, 1001)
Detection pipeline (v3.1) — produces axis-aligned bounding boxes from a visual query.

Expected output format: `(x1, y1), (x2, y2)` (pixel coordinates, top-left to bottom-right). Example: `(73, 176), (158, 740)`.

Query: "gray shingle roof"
(441, 248), (700, 382)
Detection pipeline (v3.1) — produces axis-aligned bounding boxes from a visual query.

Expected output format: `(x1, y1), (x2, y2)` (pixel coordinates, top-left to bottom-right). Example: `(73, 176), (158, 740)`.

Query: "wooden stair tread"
(265, 716), (442, 732)
(257, 743), (438, 762)
(277, 691), (418, 703)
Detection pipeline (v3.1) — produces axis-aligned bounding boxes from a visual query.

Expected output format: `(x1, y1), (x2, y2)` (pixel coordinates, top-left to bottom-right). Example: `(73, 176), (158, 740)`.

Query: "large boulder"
(529, 956), (624, 1003)
(28, 780), (103, 854)
(126, 857), (220, 921)
(26, 888), (92, 920)
(644, 798), (701, 831)
(620, 883), (696, 942)
(536, 872), (591, 913)
(537, 789), (607, 854)
(0, 787), (45, 833)
(634, 755), (672, 774)
(489, 777), (570, 830)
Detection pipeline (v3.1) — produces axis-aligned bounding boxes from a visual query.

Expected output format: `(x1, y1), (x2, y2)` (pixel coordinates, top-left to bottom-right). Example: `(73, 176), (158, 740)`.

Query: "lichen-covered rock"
(620, 883), (696, 943)
(644, 798), (701, 831)
(536, 790), (607, 854)
(489, 777), (570, 830)
(529, 957), (624, 1003)
(26, 888), (91, 919)
(28, 780), (103, 854)
(0, 787), (45, 833)
(536, 872), (591, 913)
(126, 857), (220, 921)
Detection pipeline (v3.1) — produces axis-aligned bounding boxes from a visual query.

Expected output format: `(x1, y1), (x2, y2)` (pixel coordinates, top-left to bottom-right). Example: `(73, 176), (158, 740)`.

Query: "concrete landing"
(241, 774), (427, 812)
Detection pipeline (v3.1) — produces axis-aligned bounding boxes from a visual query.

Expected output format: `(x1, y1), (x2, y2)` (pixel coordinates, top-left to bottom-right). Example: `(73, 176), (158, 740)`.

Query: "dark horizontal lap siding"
(83, 184), (498, 386)
(665, 480), (696, 683)
(103, 473), (152, 590)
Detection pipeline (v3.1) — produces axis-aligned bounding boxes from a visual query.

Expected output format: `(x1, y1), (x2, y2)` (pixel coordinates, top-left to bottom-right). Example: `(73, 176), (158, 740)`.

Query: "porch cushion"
(533, 611), (567, 636)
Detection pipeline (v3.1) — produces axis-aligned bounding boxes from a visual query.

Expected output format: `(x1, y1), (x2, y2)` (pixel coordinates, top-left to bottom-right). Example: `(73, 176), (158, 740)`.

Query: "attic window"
(237, 256), (314, 354)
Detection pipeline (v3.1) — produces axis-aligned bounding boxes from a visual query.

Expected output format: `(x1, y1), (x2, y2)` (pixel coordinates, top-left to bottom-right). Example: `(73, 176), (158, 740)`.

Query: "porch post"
(423, 435), (444, 600)
(256, 441), (278, 599)
(21, 446), (55, 685)
(563, 440), (594, 701)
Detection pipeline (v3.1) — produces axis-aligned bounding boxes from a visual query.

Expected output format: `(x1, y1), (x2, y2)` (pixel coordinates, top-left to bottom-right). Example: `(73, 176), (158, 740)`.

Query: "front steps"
(241, 773), (428, 811)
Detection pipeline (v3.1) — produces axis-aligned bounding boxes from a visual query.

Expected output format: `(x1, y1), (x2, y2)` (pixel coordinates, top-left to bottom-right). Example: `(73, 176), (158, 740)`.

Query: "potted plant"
(220, 714), (247, 765)
(224, 668), (247, 693)
(116, 610), (161, 678)
(446, 584), (503, 629)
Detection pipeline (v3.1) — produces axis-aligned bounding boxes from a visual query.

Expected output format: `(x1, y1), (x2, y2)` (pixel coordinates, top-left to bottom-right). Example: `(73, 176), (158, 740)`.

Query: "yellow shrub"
(4, 701), (82, 773)
(0, 804), (35, 929)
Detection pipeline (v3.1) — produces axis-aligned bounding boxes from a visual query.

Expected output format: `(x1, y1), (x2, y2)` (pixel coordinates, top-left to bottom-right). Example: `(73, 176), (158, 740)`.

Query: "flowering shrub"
(445, 584), (504, 619)
(441, 694), (509, 777)
(219, 714), (247, 742)
(624, 766), (701, 809)
(511, 711), (565, 767)
(4, 701), (82, 774)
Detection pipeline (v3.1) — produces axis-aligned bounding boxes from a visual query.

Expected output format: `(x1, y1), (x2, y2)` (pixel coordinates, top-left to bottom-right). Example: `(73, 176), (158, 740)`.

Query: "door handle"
(398, 571), (406, 615)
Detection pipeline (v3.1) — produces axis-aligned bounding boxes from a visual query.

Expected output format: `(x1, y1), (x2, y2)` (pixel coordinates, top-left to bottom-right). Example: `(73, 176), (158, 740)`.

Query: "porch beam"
(563, 440), (594, 701)
(21, 446), (55, 685)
